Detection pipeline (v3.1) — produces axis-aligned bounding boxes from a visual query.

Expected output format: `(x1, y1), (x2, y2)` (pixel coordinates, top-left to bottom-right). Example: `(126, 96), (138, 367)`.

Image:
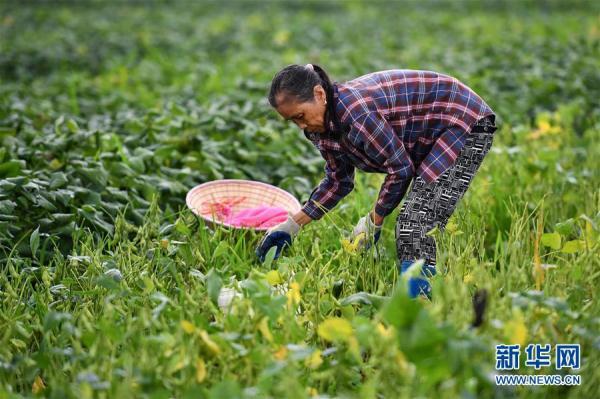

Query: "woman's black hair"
(268, 64), (343, 137)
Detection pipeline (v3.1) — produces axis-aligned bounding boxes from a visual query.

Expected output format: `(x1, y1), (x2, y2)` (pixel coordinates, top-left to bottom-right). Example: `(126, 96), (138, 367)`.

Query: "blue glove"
(399, 259), (437, 299)
(255, 214), (301, 263)
(370, 230), (382, 251)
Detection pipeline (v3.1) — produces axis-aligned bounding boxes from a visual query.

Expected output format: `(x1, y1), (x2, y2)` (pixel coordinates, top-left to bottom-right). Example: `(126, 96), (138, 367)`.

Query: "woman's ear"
(313, 85), (326, 104)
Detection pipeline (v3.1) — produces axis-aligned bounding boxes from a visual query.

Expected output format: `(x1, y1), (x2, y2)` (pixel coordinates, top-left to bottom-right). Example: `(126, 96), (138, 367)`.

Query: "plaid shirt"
(301, 69), (496, 220)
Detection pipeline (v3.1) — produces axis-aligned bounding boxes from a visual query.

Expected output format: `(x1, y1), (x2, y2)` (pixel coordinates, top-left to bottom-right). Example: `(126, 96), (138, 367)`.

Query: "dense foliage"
(1, 1), (598, 398)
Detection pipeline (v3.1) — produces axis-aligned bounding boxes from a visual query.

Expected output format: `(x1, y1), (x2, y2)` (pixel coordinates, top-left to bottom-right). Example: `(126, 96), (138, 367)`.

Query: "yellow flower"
(318, 317), (360, 361)
(180, 320), (196, 334)
(266, 270), (283, 286)
(32, 375), (45, 394)
(198, 329), (221, 356)
(273, 30), (290, 46)
(341, 232), (366, 253)
(286, 282), (301, 309)
(395, 350), (409, 373)
(49, 159), (63, 170)
(463, 273), (475, 284)
(376, 322), (394, 339)
(528, 113), (561, 140)
(317, 317), (353, 342)
(273, 345), (288, 360)
(445, 220), (458, 234)
(305, 350), (323, 369)
(258, 316), (273, 343)
(504, 309), (528, 347)
(195, 358), (206, 383)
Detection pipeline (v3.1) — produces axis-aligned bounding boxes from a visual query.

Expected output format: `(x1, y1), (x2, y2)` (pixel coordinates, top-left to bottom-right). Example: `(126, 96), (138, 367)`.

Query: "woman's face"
(275, 85), (327, 133)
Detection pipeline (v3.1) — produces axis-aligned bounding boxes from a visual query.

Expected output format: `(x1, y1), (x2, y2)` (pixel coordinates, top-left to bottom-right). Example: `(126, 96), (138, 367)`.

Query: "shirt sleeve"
(301, 147), (355, 221)
(350, 111), (415, 218)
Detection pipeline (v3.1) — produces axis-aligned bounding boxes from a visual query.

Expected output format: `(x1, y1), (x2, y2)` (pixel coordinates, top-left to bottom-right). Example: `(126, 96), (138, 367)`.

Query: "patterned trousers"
(395, 115), (497, 297)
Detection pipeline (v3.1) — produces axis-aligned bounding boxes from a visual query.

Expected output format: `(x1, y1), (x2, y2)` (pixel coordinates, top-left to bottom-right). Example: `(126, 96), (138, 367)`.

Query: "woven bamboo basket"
(186, 179), (302, 231)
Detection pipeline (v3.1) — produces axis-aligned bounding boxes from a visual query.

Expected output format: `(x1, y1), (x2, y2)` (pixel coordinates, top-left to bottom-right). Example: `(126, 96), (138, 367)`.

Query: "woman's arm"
(292, 210), (314, 227)
(300, 148), (356, 221)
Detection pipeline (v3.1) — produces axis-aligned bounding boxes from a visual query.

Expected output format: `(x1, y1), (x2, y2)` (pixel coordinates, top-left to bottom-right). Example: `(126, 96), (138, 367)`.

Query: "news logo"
(494, 343), (581, 386)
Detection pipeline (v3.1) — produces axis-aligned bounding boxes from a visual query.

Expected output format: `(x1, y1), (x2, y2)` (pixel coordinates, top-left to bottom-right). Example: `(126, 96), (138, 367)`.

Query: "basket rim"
(185, 179), (302, 231)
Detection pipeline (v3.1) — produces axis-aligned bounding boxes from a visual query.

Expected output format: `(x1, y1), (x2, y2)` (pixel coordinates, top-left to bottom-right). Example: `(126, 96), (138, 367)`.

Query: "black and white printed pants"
(395, 115), (497, 294)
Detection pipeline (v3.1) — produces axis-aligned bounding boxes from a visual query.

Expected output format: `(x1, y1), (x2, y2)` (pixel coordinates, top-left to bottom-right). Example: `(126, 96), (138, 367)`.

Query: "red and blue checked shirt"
(300, 69), (496, 220)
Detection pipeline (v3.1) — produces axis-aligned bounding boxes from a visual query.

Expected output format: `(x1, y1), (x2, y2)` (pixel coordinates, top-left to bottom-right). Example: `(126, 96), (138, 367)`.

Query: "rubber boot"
(399, 259), (436, 299)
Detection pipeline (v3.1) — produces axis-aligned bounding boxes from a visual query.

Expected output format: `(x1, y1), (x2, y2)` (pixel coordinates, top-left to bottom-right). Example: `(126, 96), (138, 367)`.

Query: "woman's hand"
(255, 213), (302, 262)
(347, 211), (382, 252)
(370, 210), (385, 226)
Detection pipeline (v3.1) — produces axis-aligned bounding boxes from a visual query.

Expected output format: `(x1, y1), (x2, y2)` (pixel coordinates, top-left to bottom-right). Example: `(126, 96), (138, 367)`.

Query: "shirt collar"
(326, 83), (340, 133)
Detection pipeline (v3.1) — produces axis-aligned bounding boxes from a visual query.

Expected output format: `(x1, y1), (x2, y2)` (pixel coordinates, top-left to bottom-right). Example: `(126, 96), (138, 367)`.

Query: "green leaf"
(0, 200), (17, 214)
(208, 379), (243, 399)
(382, 282), (422, 330)
(128, 156), (146, 173)
(211, 241), (229, 262)
(0, 160), (25, 178)
(175, 220), (191, 235)
(541, 232), (561, 250)
(95, 275), (120, 290)
(407, 309), (447, 352)
(339, 292), (387, 309)
(554, 218), (578, 238)
(43, 311), (71, 331)
(206, 269), (223, 306)
(0, 127), (16, 138)
(36, 194), (57, 211)
(49, 172), (69, 189)
(425, 225), (440, 237)
(561, 240), (585, 254)
(30, 226), (40, 258)
(54, 115), (65, 135)
(77, 208), (114, 235)
(66, 118), (79, 133)
(263, 245), (278, 269)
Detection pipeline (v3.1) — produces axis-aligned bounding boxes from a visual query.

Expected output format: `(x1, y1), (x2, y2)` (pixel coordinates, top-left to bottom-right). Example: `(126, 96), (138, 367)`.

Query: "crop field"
(0, 0), (599, 398)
